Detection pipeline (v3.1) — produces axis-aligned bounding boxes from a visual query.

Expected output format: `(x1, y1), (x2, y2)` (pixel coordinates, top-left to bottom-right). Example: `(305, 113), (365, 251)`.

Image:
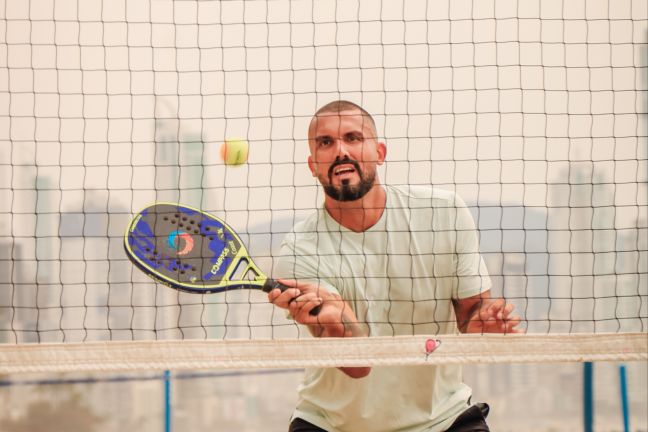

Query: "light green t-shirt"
(275, 185), (491, 432)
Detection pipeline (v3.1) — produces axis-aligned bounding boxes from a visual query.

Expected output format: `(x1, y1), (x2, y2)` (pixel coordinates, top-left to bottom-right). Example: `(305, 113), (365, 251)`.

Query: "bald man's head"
(308, 100), (377, 141)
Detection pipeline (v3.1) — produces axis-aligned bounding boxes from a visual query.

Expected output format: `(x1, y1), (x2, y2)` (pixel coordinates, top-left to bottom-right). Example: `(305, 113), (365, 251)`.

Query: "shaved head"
(308, 100), (377, 140)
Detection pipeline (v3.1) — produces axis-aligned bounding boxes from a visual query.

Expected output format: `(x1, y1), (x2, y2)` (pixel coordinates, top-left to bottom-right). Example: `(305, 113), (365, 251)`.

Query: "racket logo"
(167, 230), (194, 256)
(211, 247), (230, 275)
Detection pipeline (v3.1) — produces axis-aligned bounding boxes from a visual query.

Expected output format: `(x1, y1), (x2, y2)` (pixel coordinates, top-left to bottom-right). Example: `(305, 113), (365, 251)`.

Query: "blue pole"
(164, 370), (171, 432)
(619, 365), (630, 432)
(583, 362), (593, 432)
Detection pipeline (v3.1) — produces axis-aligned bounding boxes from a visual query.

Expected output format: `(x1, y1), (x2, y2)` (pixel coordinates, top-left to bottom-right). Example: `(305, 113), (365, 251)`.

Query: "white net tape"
(1, 333), (646, 374)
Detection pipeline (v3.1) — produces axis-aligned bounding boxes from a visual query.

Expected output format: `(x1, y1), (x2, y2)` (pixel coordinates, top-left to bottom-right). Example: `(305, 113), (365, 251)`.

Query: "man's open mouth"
(334, 166), (356, 176)
(328, 157), (362, 181)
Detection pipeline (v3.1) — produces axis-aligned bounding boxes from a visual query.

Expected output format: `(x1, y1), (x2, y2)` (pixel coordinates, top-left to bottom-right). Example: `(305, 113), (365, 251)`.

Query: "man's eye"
(346, 134), (362, 142)
(317, 138), (332, 147)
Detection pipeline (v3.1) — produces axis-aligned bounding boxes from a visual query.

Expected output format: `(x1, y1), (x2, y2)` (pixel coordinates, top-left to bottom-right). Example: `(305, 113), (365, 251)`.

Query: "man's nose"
(333, 138), (352, 159)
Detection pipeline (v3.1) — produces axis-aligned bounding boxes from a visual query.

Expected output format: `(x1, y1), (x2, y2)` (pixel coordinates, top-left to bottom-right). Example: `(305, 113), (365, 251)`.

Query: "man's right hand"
(267, 279), (371, 378)
(267, 279), (365, 338)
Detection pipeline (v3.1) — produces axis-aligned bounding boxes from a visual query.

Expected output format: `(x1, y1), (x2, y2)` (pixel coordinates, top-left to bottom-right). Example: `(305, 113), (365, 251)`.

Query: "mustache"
(327, 156), (362, 180)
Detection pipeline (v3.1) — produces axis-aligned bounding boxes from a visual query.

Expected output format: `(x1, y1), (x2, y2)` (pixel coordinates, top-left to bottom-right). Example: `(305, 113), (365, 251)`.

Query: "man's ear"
(308, 155), (316, 177)
(376, 142), (387, 165)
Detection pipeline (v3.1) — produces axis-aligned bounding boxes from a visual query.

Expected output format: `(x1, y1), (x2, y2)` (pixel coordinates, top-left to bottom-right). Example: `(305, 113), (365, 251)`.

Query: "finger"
(482, 313), (512, 332)
(277, 278), (299, 288)
(267, 288), (279, 303)
(490, 298), (506, 313)
(293, 297), (323, 322)
(510, 324), (526, 334)
(288, 291), (318, 310)
(479, 301), (498, 320)
(267, 287), (289, 301)
(497, 303), (511, 321)
(278, 279), (324, 299)
(477, 308), (494, 324)
(506, 315), (522, 331)
(489, 302), (515, 323)
(478, 299), (498, 319)
(490, 299), (513, 321)
(492, 314), (521, 333)
(289, 292), (322, 321)
(271, 288), (301, 309)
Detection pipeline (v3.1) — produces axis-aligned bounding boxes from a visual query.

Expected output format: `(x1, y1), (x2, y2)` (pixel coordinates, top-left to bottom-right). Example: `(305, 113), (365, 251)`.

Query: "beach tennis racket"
(124, 203), (320, 315)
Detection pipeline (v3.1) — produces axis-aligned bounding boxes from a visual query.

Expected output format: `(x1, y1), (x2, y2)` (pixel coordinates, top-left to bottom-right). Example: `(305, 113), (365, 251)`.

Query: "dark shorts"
(288, 403), (490, 432)
(288, 417), (327, 432)
(445, 403), (490, 432)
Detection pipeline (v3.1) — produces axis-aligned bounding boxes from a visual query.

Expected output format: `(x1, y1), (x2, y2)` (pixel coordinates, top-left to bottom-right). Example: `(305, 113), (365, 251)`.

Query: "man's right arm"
(267, 279), (371, 378)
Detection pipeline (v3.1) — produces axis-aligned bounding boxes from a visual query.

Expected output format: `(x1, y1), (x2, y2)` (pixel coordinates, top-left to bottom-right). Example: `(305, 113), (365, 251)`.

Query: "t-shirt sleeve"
(451, 195), (492, 299)
(273, 230), (340, 296)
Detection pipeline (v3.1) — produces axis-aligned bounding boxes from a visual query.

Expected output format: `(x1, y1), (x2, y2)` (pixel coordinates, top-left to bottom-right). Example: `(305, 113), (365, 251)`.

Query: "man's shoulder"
(291, 209), (323, 233)
(281, 209), (324, 247)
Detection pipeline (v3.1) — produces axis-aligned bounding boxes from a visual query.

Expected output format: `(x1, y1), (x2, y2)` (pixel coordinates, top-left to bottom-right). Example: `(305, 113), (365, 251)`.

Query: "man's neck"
(324, 184), (387, 232)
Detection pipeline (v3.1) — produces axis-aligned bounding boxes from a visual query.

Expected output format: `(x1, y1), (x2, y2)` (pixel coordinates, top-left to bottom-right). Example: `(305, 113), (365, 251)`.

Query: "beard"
(322, 157), (376, 202)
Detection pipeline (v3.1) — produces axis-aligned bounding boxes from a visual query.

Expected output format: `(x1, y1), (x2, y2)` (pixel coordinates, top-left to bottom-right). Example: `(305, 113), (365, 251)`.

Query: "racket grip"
(262, 279), (321, 316)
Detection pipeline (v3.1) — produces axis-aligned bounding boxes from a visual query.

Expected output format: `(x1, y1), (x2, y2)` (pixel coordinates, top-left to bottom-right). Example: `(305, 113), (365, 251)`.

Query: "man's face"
(308, 109), (386, 202)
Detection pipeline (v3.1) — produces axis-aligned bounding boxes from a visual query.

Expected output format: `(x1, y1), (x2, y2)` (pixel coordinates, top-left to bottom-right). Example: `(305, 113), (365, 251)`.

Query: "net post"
(619, 365), (630, 432)
(583, 362), (594, 432)
(164, 370), (172, 432)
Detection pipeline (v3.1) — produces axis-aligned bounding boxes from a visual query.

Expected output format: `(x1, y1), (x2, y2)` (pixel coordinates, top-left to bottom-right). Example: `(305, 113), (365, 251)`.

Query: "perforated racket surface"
(124, 203), (267, 288)
(125, 203), (320, 315)
(124, 203), (321, 315)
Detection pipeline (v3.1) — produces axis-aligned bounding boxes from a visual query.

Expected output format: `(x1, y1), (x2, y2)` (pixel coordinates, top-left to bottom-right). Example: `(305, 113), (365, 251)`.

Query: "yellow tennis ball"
(220, 139), (249, 166)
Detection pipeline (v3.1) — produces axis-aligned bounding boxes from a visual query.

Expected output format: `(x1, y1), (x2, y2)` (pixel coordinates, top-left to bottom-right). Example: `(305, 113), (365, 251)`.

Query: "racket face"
(124, 203), (265, 293)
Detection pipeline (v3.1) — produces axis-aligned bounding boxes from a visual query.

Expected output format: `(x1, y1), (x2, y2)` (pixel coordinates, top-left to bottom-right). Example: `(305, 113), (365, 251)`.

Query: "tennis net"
(0, 0), (646, 374)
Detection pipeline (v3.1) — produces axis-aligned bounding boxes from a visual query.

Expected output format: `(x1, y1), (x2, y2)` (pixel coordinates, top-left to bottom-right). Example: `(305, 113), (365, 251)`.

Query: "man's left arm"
(453, 290), (523, 334)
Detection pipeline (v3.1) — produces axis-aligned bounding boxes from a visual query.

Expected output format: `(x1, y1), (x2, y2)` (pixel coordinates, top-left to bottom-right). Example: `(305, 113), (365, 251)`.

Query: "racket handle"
(262, 279), (321, 316)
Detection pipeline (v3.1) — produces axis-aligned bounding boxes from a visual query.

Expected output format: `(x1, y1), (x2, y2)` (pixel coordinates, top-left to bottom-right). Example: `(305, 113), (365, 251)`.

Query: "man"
(268, 100), (521, 432)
